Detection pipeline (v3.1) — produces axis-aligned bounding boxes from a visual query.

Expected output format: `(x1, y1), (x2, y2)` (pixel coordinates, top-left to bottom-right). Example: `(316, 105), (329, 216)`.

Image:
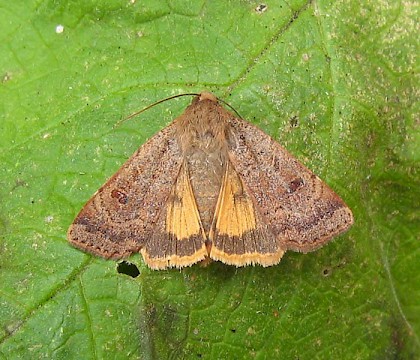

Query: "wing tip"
(67, 223), (139, 259)
(282, 205), (354, 253)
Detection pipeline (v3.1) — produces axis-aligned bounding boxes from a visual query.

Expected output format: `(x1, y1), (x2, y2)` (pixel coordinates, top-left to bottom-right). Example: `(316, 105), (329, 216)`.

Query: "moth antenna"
(217, 98), (243, 119)
(114, 93), (200, 128)
(114, 92), (243, 128)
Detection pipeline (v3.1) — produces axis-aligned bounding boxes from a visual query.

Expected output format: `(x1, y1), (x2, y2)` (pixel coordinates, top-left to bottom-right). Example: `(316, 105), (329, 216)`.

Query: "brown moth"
(68, 92), (353, 270)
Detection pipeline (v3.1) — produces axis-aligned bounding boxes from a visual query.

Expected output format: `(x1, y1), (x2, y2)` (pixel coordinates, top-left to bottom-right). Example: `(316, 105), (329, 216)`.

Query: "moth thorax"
(177, 118), (227, 153)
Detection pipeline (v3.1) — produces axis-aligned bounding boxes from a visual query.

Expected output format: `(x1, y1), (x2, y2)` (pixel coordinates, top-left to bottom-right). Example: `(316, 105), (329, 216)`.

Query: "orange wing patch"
(141, 163), (208, 269)
(165, 163), (205, 240)
(210, 163), (257, 237)
(210, 162), (285, 266)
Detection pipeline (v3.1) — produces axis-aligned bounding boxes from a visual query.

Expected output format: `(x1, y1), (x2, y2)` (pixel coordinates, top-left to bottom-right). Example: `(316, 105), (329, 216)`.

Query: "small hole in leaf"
(322, 267), (331, 277)
(117, 261), (140, 278)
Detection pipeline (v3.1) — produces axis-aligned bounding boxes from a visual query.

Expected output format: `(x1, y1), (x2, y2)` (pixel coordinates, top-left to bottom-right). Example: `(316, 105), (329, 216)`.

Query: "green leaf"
(0, 0), (418, 359)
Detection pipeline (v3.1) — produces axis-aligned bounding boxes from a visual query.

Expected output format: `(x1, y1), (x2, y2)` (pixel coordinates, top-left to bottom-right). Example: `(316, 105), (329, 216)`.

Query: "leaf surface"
(0, 1), (418, 359)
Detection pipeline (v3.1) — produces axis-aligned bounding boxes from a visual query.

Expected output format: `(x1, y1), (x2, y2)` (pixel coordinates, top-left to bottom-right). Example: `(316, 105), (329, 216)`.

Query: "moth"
(68, 92), (353, 269)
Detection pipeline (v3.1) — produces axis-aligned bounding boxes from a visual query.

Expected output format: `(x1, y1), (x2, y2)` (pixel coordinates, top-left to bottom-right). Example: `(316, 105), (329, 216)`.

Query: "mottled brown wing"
(227, 117), (353, 253)
(67, 122), (184, 259)
(209, 161), (285, 266)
